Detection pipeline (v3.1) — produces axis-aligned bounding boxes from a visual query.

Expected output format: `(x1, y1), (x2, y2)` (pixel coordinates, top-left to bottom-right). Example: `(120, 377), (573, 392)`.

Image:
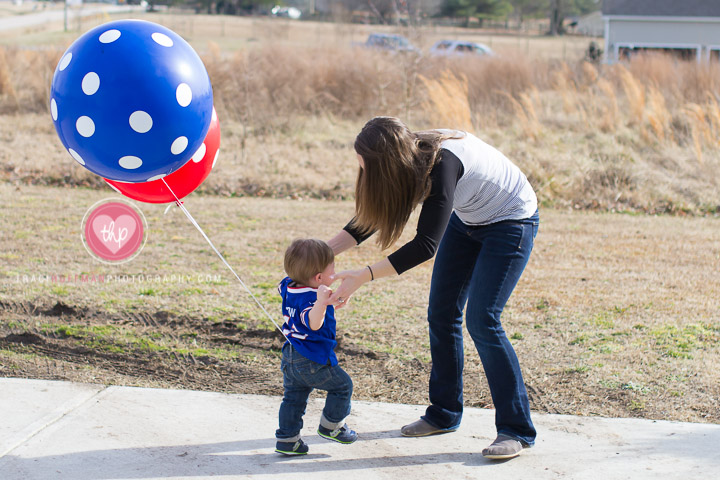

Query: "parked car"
(357, 33), (421, 54)
(271, 5), (301, 19)
(429, 40), (495, 57)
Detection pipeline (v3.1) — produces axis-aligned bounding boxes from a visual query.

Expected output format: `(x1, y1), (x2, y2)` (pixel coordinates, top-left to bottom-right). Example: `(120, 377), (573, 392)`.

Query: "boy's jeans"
(276, 343), (353, 442)
(422, 211), (539, 446)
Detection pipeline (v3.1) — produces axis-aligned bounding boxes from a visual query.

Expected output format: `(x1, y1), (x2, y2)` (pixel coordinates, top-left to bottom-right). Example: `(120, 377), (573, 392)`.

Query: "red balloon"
(105, 107), (220, 204)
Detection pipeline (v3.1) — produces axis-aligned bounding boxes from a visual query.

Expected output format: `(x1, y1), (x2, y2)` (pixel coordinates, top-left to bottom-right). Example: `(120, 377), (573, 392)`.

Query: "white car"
(429, 40), (495, 57)
(271, 6), (301, 19)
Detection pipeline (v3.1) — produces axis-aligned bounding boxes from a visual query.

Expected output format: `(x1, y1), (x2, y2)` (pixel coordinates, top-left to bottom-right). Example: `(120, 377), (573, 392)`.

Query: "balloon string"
(160, 178), (290, 344)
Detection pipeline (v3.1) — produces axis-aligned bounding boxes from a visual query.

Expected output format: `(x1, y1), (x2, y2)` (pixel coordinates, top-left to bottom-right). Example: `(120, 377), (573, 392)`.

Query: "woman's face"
(357, 153), (365, 170)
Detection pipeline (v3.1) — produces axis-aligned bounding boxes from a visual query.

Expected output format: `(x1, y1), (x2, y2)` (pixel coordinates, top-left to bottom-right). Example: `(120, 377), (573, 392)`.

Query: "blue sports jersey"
(278, 276), (338, 366)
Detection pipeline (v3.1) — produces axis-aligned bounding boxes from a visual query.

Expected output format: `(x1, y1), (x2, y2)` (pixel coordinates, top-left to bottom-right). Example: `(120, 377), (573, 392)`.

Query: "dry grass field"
(2, 11), (720, 213)
(1, 184), (718, 423)
(0, 10), (719, 425)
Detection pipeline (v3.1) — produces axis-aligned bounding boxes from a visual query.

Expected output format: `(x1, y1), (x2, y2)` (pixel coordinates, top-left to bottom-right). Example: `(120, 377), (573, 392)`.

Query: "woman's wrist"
(366, 265), (374, 281)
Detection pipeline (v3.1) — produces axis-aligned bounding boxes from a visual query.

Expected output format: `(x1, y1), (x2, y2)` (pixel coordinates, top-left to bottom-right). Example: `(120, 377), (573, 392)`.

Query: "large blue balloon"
(50, 20), (213, 183)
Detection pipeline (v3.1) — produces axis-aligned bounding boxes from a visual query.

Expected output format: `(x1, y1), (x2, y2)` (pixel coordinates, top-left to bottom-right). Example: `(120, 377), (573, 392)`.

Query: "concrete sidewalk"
(1, 378), (718, 479)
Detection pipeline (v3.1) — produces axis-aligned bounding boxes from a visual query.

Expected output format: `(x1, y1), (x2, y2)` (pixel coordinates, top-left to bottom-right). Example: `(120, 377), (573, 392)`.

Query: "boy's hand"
(317, 284), (333, 305)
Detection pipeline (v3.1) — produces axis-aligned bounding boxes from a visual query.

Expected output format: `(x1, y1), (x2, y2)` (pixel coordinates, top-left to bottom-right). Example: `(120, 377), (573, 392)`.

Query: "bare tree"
(548, 0), (564, 35)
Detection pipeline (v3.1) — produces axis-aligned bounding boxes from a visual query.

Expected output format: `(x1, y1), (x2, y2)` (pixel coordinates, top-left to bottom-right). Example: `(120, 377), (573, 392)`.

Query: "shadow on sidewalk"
(0, 430), (501, 479)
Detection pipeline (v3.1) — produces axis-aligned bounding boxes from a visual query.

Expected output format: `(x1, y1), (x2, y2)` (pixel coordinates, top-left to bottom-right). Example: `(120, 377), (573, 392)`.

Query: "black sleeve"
(387, 150), (464, 274)
(343, 218), (374, 245)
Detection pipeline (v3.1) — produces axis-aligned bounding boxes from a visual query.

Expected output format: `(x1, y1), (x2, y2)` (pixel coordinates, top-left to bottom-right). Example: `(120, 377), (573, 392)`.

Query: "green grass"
(650, 324), (720, 359)
(570, 333), (590, 345)
(566, 365), (590, 374)
(621, 381), (650, 394)
(50, 285), (69, 296)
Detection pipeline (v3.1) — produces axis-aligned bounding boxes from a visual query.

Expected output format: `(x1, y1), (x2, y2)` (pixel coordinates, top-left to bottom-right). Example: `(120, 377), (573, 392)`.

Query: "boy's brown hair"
(284, 238), (334, 285)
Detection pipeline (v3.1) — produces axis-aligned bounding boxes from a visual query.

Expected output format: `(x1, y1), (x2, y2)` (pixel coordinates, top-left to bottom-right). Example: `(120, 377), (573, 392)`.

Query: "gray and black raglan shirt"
(344, 131), (538, 274)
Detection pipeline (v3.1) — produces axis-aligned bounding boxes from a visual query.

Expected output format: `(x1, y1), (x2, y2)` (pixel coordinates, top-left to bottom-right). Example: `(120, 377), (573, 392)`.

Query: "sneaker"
(400, 418), (458, 437)
(275, 438), (309, 456)
(317, 424), (358, 444)
(481, 434), (525, 460)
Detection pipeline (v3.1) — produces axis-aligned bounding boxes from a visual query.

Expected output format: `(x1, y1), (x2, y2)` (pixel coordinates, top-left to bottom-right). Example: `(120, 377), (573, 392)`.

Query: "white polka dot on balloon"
(58, 53), (72, 71)
(152, 33), (173, 47)
(129, 111), (153, 133)
(191, 143), (206, 163)
(76, 116), (95, 137)
(119, 156), (143, 170)
(146, 174), (166, 182)
(99, 29), (121, 44)
(176, 83), (192, 107)
(68, 148), (85, 166)
(212, 149), (219, 168)
(82, 72), (100, 95)
(50, 20), (214, 183)
(171, 136), (188, 155)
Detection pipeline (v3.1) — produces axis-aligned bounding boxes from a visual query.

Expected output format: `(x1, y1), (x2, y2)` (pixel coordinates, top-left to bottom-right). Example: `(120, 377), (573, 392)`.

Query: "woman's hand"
(330, 259), (397, 308)
(329, 268), (371, 309)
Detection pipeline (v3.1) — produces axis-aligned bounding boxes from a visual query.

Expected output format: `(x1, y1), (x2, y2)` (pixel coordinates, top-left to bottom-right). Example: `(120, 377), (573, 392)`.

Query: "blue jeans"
(422, 211), (539, 446)
(276, 343), (353, 441)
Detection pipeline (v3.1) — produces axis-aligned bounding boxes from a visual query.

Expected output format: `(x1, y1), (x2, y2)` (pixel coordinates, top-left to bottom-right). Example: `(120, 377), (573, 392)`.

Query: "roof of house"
(603, 0), (720, 17)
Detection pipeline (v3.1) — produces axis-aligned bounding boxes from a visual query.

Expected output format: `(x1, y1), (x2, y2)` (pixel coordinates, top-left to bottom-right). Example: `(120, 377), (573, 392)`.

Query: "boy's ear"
(313, 272), (323, 284)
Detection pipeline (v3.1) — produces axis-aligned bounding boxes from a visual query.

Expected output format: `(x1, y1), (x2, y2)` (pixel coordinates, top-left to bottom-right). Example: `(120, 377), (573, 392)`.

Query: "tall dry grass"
(618, 65), (646, 126)
(0, 44), (719, 214)
(418, 70), (473, 132)
(645, 84), (672, 143)
(0, 49), (17, 106)
(0, 46), (57, 114)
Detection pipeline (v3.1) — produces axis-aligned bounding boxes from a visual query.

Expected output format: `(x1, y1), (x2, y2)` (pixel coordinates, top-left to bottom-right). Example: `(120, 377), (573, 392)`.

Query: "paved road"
(0, 3), (146, 32)
(1, 378), (719, 479)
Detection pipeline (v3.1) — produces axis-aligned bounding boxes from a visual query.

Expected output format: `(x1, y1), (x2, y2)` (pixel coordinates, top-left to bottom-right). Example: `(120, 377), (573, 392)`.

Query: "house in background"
(603, 0), (720, 62)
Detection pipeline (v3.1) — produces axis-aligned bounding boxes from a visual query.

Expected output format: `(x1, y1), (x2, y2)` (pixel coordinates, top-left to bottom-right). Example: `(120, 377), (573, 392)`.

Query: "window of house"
(617, 44), (700, 62)
(709, 47), (720, 62)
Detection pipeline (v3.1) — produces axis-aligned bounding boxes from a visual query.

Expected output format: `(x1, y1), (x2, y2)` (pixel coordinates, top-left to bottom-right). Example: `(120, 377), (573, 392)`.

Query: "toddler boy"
(275, 238), (357, 455)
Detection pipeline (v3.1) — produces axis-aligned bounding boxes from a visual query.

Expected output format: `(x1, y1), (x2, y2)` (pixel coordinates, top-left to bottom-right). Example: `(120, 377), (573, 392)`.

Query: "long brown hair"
(352, 116), (459, 250)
